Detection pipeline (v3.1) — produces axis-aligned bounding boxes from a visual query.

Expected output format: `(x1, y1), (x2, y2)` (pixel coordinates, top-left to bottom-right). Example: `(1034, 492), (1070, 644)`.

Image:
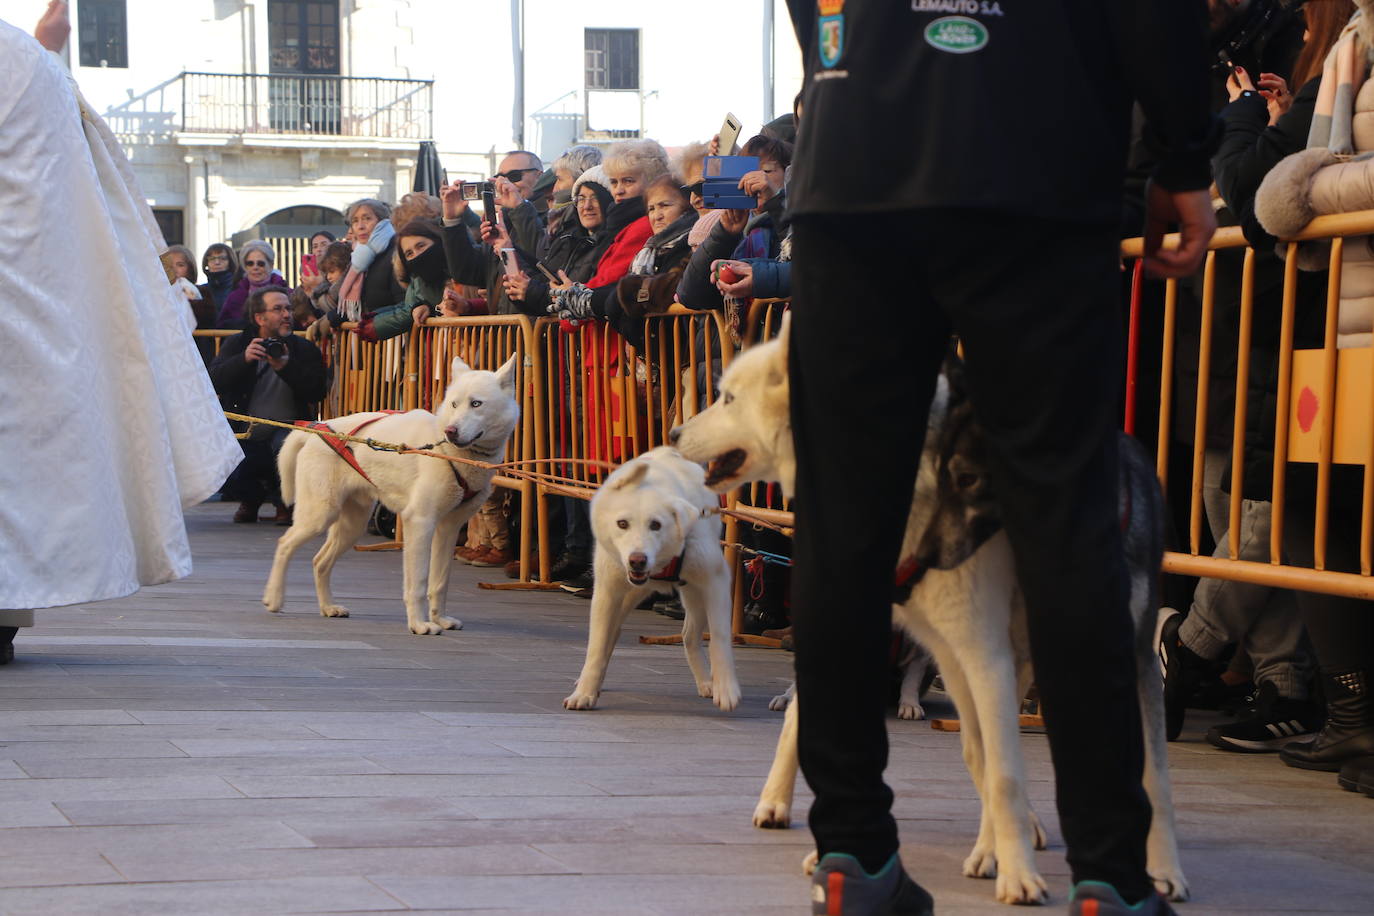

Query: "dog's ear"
(450, 355), (472, 380)
(669, 497), (704, 539)
(607, 460), (650, 490)
(494, 352), (519, 395)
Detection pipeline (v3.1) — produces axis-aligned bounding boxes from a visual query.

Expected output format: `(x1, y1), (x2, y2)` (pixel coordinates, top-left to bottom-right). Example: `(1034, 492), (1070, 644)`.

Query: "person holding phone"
(438, 150), (546, 317)
(503, 166), (615, 317)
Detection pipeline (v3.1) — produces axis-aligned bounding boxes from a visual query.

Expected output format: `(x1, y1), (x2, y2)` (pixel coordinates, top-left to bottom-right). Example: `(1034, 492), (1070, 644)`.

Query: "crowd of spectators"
(170, 0), (1374, 804)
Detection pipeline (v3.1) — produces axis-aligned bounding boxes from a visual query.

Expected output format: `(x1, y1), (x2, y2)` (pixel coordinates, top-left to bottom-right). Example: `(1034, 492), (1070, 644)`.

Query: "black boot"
(1, 626), (16, 665)
(1337, 755), (1374, 793)
(1280, 668), (1374, 772)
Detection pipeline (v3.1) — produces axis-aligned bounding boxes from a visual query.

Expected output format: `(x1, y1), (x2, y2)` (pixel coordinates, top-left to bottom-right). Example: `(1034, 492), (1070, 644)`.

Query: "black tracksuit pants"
(789, 210), (1153, 900)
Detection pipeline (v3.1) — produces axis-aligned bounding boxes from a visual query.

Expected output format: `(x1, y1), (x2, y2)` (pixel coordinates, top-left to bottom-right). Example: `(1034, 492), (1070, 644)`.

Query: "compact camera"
(460, 181), (496, 201)
(262, 337), (288, 359)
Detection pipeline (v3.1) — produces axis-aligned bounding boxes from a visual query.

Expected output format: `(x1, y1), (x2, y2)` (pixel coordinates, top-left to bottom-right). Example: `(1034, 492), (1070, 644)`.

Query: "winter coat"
(218, 271), (287, 329)
(677, 193), (785, 311)
(199, 269), (237, 317)
(442, 202), (546, 315)
(208, 330), (329, 434)
(517, 223), (612, 317)
(359, 238), (405, 315)
(598, 210), (698, 349)
(358, 274), (447, 342)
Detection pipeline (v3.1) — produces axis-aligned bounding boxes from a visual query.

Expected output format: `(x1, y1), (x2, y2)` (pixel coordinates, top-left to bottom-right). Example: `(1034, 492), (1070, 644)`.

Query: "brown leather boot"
(233, 502), (261, 523)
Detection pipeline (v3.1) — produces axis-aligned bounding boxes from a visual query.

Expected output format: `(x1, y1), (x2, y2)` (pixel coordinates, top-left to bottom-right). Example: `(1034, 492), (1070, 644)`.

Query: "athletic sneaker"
(1069, 881), (1176, 915)
(560, 569), (594, 598)
(1156, 607), (1214, 741)
(1206, 681), (1320, 753)
(810, 853), (933, 916)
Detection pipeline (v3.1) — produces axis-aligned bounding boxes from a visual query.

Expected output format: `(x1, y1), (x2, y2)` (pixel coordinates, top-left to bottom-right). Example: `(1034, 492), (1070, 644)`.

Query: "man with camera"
(210, 287), (327, 525)
(441, 150), (546, 316)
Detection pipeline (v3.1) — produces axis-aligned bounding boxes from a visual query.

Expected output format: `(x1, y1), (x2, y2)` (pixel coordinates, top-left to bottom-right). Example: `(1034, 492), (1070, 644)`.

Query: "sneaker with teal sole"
(810, 852), (933, 916)
(1069, 881), (1176, 915)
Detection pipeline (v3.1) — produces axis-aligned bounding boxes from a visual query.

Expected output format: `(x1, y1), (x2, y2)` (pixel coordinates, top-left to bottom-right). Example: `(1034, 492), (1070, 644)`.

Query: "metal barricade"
(1122, 210), (1374, 599)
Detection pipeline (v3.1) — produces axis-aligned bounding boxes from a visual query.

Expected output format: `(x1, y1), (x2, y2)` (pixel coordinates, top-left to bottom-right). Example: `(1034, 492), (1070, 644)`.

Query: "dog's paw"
(408, 620), (443, 635)
(994, 865), (1048, 906)
(1150, 866), (1190, 902)
(752, 798), (792, 829)
(1030, 809), (1048, 850)
(263, 595), (282, 613)
(767, 691), (791, 712)
(801, 849), (819, 875)
(962, 843), (998, 879)
(897, 701), (925, 721)
(432, 615), (463, 630)
(563, 691), (598, 710)
(320, 605), (350, 618)
(696, 680), (714, 699)
(711, 679), (741, 711)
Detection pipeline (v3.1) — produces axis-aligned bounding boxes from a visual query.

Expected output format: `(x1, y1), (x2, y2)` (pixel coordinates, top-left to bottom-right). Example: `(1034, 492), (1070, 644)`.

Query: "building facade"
(11, 0), (800, 270)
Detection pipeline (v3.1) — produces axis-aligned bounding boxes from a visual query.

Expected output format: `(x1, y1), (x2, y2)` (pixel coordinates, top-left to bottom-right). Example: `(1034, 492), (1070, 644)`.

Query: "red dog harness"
(295, 413), (476, 504)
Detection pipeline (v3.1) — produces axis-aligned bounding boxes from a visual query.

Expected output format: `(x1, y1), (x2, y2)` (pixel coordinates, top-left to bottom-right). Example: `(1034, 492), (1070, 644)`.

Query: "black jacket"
(442, 202), (546, 315)
(517, 223), (613, 317)
(209, 331), (329, 433)
(785, 0), (1217, 221)
(361, 239), (405, 314)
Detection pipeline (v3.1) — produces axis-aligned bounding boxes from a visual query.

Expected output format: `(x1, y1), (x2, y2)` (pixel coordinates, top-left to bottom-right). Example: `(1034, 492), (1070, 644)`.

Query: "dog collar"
(650, 544), (690, 585)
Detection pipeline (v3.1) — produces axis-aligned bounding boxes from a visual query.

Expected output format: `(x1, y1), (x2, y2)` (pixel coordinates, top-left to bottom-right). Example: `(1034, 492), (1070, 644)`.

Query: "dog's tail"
(277, 431), (308, 507)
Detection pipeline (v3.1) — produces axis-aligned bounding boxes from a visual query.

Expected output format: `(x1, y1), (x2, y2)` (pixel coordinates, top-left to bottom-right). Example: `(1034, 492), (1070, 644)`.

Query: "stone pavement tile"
(0, 774), (241, 803)
(453, 793), (779, 821)
(226, 773), (608, 799)
(17, 754), (394, 779)
(169, 736), (517, 758)
(56, 796), (479, 826)
(0, 821), (312, 857)
(531, 841), (805, 875)
(126, 709), (451, 727)
(0, 722), (324, 741)
(370, 873), (806, 911)
(0, 739), (187, 760)
(0, 709), (142, 726)
(0, 854), (124, 890)
(0, 876), (402, 916)
(0, 759), (27, 778)
(104, 843), (575, 883)
(487, 738), (782, 761)
(0, 801), (69, 828)
(285, 815), (728, 850)
(1166, 847), (1373, 912)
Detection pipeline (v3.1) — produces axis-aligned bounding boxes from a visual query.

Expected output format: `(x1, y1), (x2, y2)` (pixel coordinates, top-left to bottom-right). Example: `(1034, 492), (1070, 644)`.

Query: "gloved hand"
(549, 283), (595, 321)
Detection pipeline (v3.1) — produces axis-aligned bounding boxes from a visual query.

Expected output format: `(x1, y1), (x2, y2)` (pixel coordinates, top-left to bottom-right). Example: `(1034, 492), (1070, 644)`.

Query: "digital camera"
(262, 337), (288, 359)
(460, 181), (496, 201)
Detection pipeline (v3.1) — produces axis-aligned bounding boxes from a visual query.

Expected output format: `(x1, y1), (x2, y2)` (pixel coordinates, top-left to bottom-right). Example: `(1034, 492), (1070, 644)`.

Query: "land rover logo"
(924, 16), (989, 54)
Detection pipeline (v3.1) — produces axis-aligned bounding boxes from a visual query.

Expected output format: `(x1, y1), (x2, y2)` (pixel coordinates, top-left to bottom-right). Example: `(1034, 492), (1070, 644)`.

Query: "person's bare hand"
(504, 271), (530, 302)
(439, 286), (465, 317)
(440, 181), (469, 220)
(244, 338), (267, 363)
(34, 1), (69, 52)
(721, 209), (749, 234)
(549, 269), (573, 294)
(1257, 71), (1292, 124)
(411, 304), (432, 326)
(301, 271), (324, 293)
(1143, 182), (1217, 279)
(480, 219), (511, 250)
(493, 176), (523, 210)
(738, 170), (774, 205)
(1226, 65), (1258, 102)
(713, 260), (754, 298)
(708, 134), (721, 156)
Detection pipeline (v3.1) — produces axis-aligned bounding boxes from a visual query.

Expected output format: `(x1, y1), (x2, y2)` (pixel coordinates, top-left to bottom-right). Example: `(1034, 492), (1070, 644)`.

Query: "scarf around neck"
(1309, 13), (1370, 155)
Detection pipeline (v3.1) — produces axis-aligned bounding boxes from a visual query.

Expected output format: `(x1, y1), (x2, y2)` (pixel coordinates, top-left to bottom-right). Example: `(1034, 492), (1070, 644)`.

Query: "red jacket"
(587, 216), (652, 288)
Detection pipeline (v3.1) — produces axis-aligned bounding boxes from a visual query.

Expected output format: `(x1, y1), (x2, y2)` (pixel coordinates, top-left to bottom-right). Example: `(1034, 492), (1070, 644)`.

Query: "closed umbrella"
(413, 140), (444, 196)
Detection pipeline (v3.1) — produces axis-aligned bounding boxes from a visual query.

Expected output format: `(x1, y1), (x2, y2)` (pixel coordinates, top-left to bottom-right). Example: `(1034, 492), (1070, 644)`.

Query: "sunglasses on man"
(493, 167), (540, 184)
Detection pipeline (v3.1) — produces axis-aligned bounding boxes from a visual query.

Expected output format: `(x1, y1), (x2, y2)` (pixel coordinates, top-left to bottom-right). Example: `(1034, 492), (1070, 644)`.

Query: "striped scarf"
(1309, 15), (1369, 154)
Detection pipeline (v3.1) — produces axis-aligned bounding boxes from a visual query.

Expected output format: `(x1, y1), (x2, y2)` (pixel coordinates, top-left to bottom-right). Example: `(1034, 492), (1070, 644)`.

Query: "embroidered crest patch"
(818, 0), (845, 68)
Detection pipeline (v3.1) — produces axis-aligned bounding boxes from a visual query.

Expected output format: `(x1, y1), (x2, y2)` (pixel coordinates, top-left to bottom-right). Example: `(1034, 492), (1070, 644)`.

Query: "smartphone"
(482, 188), (498, 228)
(534, 261), (560, 284)
(718, 112), (742, 156)
(301, 253), (317, 276)
(501, 247), (521, 280)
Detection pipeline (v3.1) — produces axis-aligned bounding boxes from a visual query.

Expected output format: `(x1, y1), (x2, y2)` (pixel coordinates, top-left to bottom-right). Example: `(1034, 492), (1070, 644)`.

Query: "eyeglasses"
(244, 260), (269, 268)
(494, 167), (540, 183)
(575, 196), (601, 208)
(206, 254), (230, 263)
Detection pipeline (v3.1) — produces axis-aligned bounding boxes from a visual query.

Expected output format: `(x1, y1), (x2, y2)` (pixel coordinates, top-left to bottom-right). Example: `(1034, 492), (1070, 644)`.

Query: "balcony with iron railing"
(103, 71), (434, 144)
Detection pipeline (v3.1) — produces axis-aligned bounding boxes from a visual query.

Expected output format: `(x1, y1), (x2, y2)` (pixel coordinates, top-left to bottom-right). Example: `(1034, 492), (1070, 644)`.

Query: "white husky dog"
(563, 447), (741, 712)
(263, 354), (520, 636)
(670, 318), (1187, 906)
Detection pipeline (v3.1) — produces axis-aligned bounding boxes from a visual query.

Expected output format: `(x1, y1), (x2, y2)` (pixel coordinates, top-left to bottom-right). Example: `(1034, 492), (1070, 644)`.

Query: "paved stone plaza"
(1, 504), (1371, 914)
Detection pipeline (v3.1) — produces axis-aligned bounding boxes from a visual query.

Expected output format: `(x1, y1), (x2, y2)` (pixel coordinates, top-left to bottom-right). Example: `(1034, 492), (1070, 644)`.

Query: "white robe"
(0, 22), (242, 609)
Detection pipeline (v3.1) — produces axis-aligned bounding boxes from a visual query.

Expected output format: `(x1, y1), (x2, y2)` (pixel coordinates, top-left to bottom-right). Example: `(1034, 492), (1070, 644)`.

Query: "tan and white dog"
(670, 318), (1188, 906)
(263, 354), (520, 636)
(563, 447), (741, 712)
